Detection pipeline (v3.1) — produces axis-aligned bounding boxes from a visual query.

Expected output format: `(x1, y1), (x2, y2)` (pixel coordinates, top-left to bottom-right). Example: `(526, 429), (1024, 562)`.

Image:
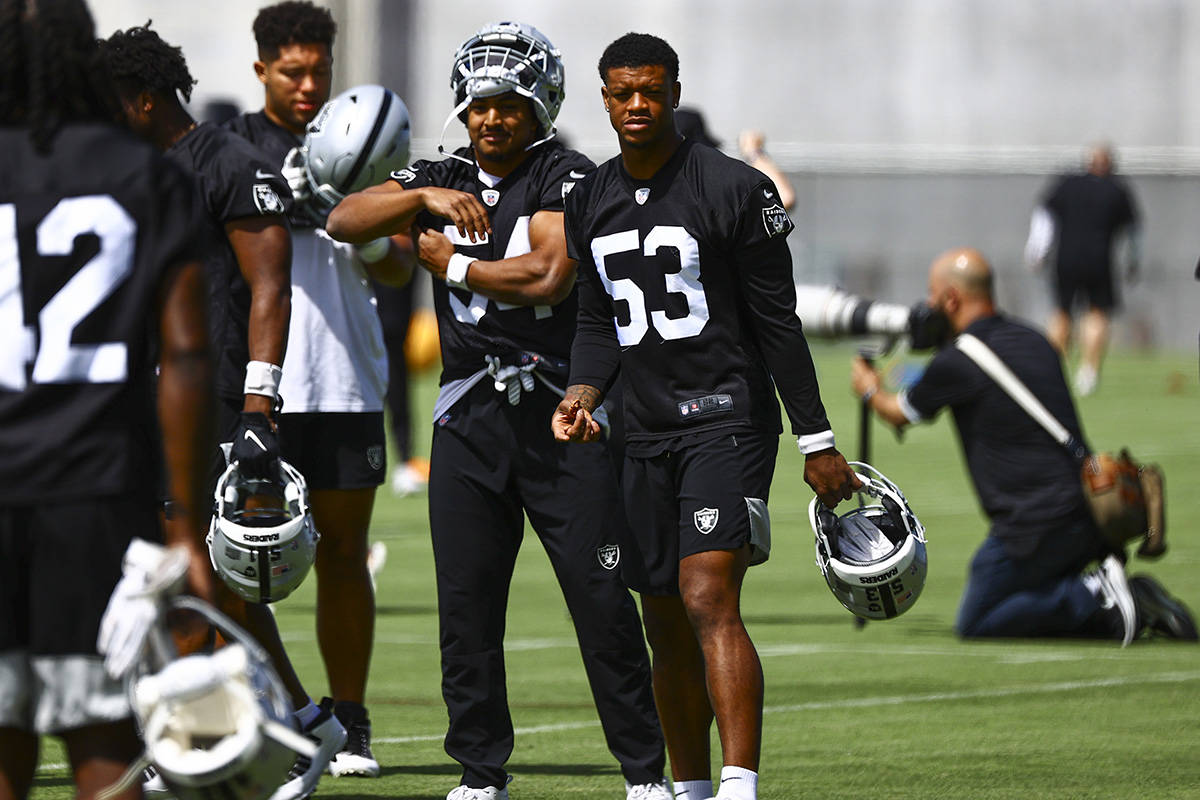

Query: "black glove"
(229, 412), (280, 479)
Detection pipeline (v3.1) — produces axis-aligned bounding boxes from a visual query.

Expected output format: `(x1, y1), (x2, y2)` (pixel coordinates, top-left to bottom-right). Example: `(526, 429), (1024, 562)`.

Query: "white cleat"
(626, 779), (672, 800)
(1096, 555), (1137, 647)
(269, 700), (347, 800)
(446, 784), (509, 799)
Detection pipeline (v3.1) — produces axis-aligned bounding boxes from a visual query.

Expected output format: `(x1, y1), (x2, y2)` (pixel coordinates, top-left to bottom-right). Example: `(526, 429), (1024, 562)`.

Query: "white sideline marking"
(373, 669), (1200, 745)
(37, 671), (1200, 771)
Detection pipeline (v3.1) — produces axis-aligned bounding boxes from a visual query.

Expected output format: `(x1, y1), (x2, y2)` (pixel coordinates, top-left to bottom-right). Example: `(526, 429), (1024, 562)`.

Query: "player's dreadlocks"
(0, 0), (116, 152)
(253, 0), (336, 61)
(100, 22), (196, 102)
(598, 32), (679, 84)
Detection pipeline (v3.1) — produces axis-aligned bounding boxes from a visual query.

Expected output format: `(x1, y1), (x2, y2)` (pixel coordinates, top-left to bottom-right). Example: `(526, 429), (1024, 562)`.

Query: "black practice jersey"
(223, 110), (313, 230)
(392, 141), (594, 382)
(166, 122), (289, 400)
(1043, 172), (1137, 275)
(0, 123), (203, 503)
(565, 139), (831, 448)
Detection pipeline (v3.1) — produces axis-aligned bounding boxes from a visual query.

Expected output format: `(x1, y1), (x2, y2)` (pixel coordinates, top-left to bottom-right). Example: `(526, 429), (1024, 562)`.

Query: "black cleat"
(1129, 575), (1199, 641)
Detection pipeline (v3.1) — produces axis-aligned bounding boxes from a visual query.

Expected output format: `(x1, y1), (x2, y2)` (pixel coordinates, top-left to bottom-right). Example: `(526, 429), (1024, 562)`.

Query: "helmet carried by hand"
(810, 462), (927, 620)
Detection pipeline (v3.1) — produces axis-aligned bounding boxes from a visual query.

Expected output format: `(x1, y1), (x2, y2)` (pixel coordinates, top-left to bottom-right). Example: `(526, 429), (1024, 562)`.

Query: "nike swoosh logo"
(255, 169), (275, 179)
(764, 190), (774, 198)
(569, 170), (587, 179)
(720, 777), (743, 784)
(244, 429), (267, 452)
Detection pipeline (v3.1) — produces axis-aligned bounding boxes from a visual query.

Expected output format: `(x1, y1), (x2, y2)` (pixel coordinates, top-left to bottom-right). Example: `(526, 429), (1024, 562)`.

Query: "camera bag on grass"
(955, 334), (1165, 558)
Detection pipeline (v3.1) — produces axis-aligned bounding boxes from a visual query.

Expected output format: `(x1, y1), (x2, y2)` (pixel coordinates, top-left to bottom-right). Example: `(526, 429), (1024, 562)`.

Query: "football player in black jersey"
(328, 22), (669, 800)
(0, 2), (213, 798)
(223, 1), (414, 779)
(99, 24), (354, 800)
(552, 34), (859, 800)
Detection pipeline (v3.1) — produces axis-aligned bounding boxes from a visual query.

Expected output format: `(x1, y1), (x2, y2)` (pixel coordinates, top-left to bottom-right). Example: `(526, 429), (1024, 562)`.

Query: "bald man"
(851, 248), (1195, 644)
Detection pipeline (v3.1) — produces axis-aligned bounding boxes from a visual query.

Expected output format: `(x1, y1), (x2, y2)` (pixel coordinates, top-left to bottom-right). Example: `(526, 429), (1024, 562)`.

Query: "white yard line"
(37, 669), (1200, 772)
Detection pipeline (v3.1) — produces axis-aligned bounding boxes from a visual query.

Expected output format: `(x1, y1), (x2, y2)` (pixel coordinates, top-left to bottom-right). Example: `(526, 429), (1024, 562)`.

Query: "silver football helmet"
(207, 459), (319, 604)
(299, 83), (411, 217)
(810, 462), (928, 620)
(438, 21), (565, 159)
(131, 597), (316, 800)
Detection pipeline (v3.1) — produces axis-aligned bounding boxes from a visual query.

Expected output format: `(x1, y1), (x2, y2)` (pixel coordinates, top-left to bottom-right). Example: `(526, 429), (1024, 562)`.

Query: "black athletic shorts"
(1053, 265), (1117, 312)
(278, 411), (386, 490)
(0, 495), (160, 731)
(620, 430), (778, 596)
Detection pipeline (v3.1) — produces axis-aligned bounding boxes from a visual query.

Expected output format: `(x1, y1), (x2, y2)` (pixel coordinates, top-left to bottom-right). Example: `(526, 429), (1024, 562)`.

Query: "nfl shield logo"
(761, 204), (790, 237)
(366, 445), (384, 471)
(694, 507), (719, 534)
(482, 189), (501, 206)
(597, 544), (620, 570)
(635, 187), (650, 205)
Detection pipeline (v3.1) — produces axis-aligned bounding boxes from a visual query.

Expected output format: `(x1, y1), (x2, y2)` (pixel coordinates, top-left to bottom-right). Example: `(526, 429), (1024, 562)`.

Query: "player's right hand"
(552, 398), (601, 443)
(419, 187), (491, 242)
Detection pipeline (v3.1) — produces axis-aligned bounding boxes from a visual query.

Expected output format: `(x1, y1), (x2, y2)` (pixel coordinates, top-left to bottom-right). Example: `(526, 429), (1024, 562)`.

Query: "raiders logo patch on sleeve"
(253, 183), (285, 214)
(761, 203), (791, 238)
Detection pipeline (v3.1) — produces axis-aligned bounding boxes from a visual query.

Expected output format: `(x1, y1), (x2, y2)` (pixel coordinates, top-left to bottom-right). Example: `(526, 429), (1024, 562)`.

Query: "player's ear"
(254, 60), (268, 85)
(600, 83), (611, 110)
(139, 90), (155, 116)
(672, 81), (682, 108)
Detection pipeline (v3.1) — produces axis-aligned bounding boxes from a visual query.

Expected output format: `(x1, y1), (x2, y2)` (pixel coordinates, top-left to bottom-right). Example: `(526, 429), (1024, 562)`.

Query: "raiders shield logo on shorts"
(597, 544), (620, 570)
(694, 507), (719, 534)
(366, 445), (384, 471)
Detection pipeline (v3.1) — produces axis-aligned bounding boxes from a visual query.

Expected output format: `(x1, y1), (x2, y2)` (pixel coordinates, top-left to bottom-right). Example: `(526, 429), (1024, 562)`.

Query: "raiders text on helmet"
(809, 462), (928, 621)
(439, 21), (565, 157)
(301, 84), (411, 216)
(207, 459), (319, 604)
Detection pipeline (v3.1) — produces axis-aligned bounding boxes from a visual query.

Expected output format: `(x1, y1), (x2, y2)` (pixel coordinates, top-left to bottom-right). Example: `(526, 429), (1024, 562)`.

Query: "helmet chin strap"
(437, 87), (558, 167)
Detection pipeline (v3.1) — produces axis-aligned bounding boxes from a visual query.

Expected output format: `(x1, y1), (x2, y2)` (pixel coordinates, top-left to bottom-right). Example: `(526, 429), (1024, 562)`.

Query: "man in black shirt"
(852, 247), (1194, 644)
(328, 22), (667, 800)
(99, 25), (351, 800)
(553, 33), (858, 800)
(1024, 143), (1141, 396)
(0, 2), (213, 798)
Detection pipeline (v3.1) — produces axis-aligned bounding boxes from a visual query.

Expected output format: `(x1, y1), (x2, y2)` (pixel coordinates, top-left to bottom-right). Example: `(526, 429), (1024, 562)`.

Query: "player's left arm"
(417, 209), (573, 306)
(225, 215), (291, 417)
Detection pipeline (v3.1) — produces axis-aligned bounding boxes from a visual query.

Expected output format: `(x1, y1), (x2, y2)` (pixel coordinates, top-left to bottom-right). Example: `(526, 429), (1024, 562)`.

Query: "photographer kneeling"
(851, 247), (1195, 644)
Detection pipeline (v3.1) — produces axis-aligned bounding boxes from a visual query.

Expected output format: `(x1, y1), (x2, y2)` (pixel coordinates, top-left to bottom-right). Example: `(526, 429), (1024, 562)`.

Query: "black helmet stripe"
(341, 89), (393, 192)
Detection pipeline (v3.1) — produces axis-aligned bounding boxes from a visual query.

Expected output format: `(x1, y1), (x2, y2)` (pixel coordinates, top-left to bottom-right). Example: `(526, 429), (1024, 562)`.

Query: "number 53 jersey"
(565, 139), (832, 448)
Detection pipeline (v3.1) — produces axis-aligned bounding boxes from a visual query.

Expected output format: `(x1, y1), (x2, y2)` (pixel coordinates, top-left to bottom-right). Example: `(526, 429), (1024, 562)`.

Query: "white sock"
(293, 699), (320, 728)
(716, 766), (757, 800)
(673, 779), (713, 800)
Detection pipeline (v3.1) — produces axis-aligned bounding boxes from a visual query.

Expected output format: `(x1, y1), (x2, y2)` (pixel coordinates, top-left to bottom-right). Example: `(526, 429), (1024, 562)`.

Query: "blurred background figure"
(1024, 142), (1141, 396)
(738, 129), (795, 211)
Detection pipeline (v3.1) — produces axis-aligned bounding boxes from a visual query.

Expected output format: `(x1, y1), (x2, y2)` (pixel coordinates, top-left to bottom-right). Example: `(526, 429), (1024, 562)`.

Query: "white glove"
(96, 539), (190, 679)
(282, 146), (311, 204)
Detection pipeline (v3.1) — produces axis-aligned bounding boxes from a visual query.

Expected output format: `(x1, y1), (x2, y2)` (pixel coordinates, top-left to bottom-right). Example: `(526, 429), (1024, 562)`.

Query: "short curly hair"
(253, 1), (336, 61)
(598, 32), (678, 84)
(99, 21), (196, 102)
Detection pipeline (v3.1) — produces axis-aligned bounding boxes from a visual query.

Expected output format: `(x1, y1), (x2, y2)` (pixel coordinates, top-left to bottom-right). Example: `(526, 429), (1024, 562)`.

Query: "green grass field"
(30, 343), (1200, 800)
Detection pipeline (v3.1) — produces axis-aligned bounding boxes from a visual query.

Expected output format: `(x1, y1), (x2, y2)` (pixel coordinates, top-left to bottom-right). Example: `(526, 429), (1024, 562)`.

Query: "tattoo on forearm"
(564, 384), (602, 412)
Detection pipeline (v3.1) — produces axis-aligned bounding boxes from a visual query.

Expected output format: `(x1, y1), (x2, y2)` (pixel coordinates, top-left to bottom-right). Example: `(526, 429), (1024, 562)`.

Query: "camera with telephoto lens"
(794, 285), (948, 351)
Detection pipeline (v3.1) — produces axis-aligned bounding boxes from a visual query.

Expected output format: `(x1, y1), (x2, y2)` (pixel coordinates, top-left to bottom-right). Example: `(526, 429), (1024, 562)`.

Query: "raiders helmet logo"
(481, 189), (500, 206)
(597, 544), (620, 570)
(761, 204), (790, 238)
(694, 507), (719, 534)
(635, 187), (650, 205)
(253, 184), (285, 214)
(366, 445), (384, 471)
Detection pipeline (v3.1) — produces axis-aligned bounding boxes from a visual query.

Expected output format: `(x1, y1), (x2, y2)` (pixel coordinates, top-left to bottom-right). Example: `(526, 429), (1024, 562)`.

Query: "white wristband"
(796, 430), (837, 455)
(355, 237), (391, 264)
(243, 361), (282, 400)
(446, 253), (476, 290)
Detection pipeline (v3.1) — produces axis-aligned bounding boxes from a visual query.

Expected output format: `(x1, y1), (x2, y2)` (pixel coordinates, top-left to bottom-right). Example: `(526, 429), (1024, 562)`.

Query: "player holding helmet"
(328, 21), (668, 800)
